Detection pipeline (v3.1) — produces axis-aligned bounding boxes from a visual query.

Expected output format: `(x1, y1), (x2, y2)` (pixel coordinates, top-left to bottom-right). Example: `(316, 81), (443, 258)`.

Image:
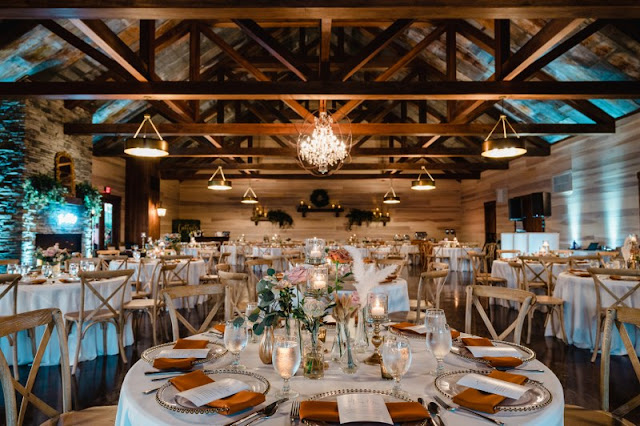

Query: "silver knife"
(225, 397), (288, 426)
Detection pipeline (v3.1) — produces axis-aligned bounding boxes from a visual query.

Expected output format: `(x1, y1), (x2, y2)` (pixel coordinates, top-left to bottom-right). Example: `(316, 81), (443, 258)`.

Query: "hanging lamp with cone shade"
(383, 180), (400, 204)
(241, 186), (259, 204)
(124, 114), (169, 157)
(207, 166), (232, 191)
(411, 166), (436, 191)
(481, 99), (526, 159)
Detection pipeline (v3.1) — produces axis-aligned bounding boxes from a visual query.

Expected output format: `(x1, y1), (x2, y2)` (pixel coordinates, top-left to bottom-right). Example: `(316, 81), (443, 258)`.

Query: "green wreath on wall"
(310, 189), (330, 208)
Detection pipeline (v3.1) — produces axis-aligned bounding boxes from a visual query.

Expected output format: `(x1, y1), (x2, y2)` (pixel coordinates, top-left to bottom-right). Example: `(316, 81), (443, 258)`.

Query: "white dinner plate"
(141, 340), (226, 366)
(451, 339), (536, 366)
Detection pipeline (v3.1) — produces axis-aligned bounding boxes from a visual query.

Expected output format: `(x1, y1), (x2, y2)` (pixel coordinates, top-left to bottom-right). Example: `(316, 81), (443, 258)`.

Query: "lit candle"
(312, 279), (327, 290)
(371, 303), (384, 317)
(310, 245), (322, 258)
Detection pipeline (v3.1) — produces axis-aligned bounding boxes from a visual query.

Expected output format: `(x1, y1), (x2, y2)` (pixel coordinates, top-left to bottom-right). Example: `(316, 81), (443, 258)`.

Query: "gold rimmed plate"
(141, 340), (227, 366)
(451, 339), (535, 366)
(155, 369), (270, 414)
(434, 369), (552, 413)
(302, 388), (429, 426)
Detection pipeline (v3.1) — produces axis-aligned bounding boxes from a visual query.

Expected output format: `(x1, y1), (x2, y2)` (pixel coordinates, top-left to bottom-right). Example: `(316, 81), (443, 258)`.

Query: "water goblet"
(224, 319), (249, 369)
(133, 250), (141, 261)
(245, 302), (259, 343)
(272, 335), (301, 398)
(42, 264), (52, 279)
(381, 335), (412, 396)
(68, 262), (79, 278)
(425, 311), (452, 376)
(6, 264), (16, 274)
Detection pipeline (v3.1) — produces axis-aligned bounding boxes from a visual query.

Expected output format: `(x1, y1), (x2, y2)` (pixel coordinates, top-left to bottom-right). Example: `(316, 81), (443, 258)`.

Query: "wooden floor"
(2, 266), (640, 425)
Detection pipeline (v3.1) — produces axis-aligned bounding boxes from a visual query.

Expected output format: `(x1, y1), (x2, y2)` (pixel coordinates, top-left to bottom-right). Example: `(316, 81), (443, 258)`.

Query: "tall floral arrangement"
(35, 243), (71, 265)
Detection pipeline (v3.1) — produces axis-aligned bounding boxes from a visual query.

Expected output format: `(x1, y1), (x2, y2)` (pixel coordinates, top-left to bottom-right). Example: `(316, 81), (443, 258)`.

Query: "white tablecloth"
(546, 272), (640, 355)
(339, 278), (410, 313)
(399, 244), (420, 264)
(253, 247), (284, 271)
(492, 260), (568, 291)
(116, 331), (564, 426)
(221, 244), (242, 267)
(0, 275), (133, 366)
(435, 247), (481, 271)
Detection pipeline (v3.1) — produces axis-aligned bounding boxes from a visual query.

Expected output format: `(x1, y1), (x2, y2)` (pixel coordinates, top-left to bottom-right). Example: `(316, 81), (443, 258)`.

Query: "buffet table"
(0, 275), (133, 366)
(546, 272), (640, 355)
(116, 331), (564, 426)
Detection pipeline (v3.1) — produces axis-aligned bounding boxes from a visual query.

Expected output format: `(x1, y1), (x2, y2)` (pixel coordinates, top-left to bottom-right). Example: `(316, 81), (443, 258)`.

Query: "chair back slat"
(162, 284), (225, 340)
(497, 249), (520, 259)
(219, 271), (250, 320)
(246, 259), (272, 302)
(465, 285), (535, 344)
(98, 255), (129, 271)
(78, 270), (133, 324)
(415, 269), (449, 322)
(161, 256), (191, 285)
(0, 274), (22, 316)
(0, 309), (72, 426)
(588, 268), (640, 313)
(375, 258), (406, 276)
(569, 255), (603, 269)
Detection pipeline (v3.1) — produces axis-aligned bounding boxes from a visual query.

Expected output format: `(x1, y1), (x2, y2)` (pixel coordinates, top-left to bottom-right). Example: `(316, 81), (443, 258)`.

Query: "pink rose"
(285, 266), (309, 285)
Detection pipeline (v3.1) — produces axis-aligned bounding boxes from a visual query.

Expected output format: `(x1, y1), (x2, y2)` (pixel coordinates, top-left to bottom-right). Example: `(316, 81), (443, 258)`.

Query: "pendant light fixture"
(207, 166), (232, 191)
(383, 180), (400, 204)
(482, 99), (526, 159)
(124, 114), (169, 157)
(241, 186), (259, 204)
(411, 166), (436, 191)
(156, 202), (167, 217)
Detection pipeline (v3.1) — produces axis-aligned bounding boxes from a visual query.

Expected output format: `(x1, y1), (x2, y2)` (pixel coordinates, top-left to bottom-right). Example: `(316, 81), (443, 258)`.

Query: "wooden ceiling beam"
(65, 122), (613, 137)
(233, 19), (312, 81)
(160, 162), (508, 171)
(8, 80), (640, 100)
(319, 18), (332, 80)
(334, 19), (414, 81)
(163, 172), (481, 180)
(4, 2), (640, 20)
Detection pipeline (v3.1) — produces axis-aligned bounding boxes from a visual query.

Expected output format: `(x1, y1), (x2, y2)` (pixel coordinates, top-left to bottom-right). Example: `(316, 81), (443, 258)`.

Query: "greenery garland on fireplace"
(23, 173), (67, 210)
(76, 181), (103, 217)
(267, 209), (294, 228)
(345, 208), (374, 230)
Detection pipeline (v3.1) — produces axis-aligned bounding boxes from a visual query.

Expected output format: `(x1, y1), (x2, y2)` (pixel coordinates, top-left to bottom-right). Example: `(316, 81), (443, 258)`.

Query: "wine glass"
(68, 262), (79, 278)
(424, 309), (452, 376)
(245, 302), (259, 343)
(272, 335), (301, 398)
(224, 319), (249, 369)
(42, 264), (52, 279)
(381, 335), (412, 396)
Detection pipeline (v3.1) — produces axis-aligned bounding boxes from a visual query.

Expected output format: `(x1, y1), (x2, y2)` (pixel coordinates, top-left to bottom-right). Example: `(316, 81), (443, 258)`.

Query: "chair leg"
(28, 328), (37, 357)
(11, 333), (19, 380)
(116, 320), (127, 364)
(591, 313), (603, 363)
(71, 322), (82, 376)
(527, 307), (534, 345)
(150, 309), (158, 346)
(101, 322), (108, 355)
(558, 306), (568, 344)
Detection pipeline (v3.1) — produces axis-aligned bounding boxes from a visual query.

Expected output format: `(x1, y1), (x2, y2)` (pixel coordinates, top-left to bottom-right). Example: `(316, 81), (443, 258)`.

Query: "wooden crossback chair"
(97, 254), (129, 271)
(0, 308), (118, 426)
(517, 256), (550, 294)
(418, 241), (434, 271)
(0, 274), (22, 379)
(65, 269), (133, 374)
(465, 285), (536, 345)
(588, 268), (640, 363)
(162, 284), (225, 341)
(433, 244), (451, 266)
(469, 252), (507, 287)
(96, 249), (120, 256)
(375, 258), (406, 277)
(245, 258), (272, 302)
(282, 248), (303, 270)
(570, 254), (604, 269)
(123, 262), (170, 346)
(160, 255), (192, 286)
(510, 260), (567, 344)
(601, 306), (640, 421)
(219, 271), (250, 320)
(484, 243), (497, 263)
(0, 259), (19, 274)
(541, 256), (570, 291)
(412, 268), (449, 323)
(496, 249), (520, 259)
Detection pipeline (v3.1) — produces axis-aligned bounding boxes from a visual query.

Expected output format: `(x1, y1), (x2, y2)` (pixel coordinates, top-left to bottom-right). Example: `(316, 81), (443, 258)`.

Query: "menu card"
(337, 394), (393, 425)
(466, 346), (522, 358)
(457, 373), (528, 399)
(176, 378), (249, 407)
(156, 348), (210, 359)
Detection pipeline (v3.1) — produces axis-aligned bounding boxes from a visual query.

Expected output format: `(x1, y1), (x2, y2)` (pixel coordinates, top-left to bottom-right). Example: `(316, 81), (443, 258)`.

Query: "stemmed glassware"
(42, 264), (52, 279)
(224, 319), (249, 369)
(272, 335), (301, 398)
(381, 335), (412, 396)
(424, 308), (452, 376)
(245, 302), (259, 343)
(68, 262), (79, 278)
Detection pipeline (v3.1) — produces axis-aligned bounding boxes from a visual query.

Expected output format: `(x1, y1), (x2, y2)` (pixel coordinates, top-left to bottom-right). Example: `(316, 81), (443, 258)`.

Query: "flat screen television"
(508, 197), (524, 221)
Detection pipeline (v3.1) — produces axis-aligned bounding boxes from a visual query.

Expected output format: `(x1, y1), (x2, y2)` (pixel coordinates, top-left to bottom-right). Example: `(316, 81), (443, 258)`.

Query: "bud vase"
(258, 326), (274, 364)
(330, 321), (346, 361)
(339, 321), (358, 374)
(303, 342), (325, 379)
(354, 307), (369, 353)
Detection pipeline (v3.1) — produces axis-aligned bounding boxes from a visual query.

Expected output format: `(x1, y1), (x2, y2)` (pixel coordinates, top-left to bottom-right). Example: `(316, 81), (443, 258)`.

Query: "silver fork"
(433, 395), (504, 426)
(290, 400), (300, 425)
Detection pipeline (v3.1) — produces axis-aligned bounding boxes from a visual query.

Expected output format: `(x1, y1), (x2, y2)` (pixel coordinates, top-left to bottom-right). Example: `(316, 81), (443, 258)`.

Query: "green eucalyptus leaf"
(233, 316), (244, 327)
(267, 268), (276, 276)
(253, 322), (265, 335)
(248, 312), (260, 322)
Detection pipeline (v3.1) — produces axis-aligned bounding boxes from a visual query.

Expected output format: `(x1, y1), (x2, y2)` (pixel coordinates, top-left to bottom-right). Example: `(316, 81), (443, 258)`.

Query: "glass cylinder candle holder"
(306, 266), (329, 294)
(305, 237), (326, 265)
(367, 292), (388, 322)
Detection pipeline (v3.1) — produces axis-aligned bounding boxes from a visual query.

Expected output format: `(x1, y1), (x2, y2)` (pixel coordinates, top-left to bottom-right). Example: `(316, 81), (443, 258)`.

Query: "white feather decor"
(344, 245), (397, 299)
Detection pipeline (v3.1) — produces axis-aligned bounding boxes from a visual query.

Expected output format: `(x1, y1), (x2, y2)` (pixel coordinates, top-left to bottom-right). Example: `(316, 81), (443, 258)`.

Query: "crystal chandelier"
(297, 111), (351, 175)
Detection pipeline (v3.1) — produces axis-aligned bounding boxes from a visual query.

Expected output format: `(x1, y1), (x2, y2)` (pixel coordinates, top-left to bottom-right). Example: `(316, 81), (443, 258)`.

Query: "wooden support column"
(125, 157), (161, 243)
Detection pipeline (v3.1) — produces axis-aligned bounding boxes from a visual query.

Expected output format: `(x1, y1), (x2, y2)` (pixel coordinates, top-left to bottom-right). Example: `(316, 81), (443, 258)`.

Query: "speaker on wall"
(508, 197), (523, 221)
(531, 192), (551, 217)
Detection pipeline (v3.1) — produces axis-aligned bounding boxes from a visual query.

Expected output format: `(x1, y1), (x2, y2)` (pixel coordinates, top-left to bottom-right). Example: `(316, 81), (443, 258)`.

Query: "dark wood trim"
(163, 172), (482, 180)
(160, 162), (509, 171)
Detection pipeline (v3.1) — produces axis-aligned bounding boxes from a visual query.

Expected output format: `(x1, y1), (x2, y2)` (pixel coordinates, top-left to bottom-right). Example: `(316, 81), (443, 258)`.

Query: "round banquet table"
(491, 260), (568, 308)
(546, 272), (640, 355)
(116, 331), (564, 426)
(435, 247), (481, 272)
(0, 274), (133, 366)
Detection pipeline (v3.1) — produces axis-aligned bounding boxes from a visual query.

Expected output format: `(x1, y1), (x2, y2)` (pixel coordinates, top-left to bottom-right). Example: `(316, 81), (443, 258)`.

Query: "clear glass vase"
(303, 342), (325, 379)
(354, 307), (369, 353)
(339, 323), (359, 374)
(330, 321), (346, 361)
(258, 326), (274, 364)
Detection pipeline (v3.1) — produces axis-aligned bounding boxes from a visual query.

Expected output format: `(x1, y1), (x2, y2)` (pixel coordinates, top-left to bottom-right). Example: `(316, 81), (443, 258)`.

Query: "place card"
(337, 394), (393, 425)
(404, 324), (427, 334)
(457, 373), (528, 400)
(156, 348), (210, 359)
(466, 346), (522, 358)
(175, 378), (249, 407)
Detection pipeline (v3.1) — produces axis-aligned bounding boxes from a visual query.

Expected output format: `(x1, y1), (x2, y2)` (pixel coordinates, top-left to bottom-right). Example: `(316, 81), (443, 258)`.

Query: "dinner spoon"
(427, 401), (445, 426)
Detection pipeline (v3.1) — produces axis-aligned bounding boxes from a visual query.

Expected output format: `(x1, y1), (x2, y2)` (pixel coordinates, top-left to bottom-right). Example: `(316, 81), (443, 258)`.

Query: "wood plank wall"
(460, 112), (640, 249)
(175, 178), (463, 241)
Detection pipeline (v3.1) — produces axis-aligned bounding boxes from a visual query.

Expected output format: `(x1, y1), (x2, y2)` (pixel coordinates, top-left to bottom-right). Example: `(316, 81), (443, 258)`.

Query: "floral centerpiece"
(163, 233), (181, 252)
(35, 243), (70, 265)
(293, 294), (334, 379)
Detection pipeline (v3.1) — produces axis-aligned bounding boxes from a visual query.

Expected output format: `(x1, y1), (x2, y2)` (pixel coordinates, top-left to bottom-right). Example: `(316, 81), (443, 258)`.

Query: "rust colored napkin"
(212, 324), (226, 334)
(152, 338), (209, 370)
(299, 401), (429, 423)
(390, 322), (460, 339)
(28, 279), (47, 285)
(452, 370), (528, 414)
(170, 370), (265, 415)
(610, 275), (640, 282)
(462, 337), (523, 368)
